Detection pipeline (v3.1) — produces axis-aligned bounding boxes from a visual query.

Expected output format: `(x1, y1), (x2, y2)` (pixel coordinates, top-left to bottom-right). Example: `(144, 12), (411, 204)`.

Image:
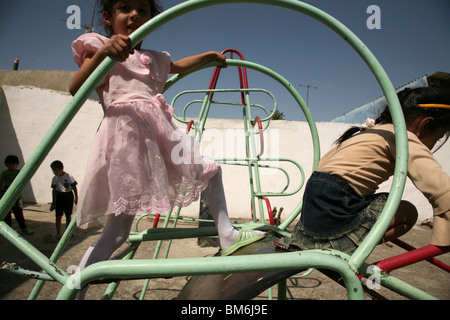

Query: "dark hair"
(99, 0), (163, 37)
(50, 160), (64, 170)
(4, 155), (19, 166)
(335, 86), (450, 148)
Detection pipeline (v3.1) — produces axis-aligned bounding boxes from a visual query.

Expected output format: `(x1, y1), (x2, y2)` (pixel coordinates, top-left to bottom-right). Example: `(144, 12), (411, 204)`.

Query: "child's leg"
(63, 193), (74, 232)
(204, 168), (264, 249)
(384, 200), (418, 242)
(12, 207), (27, 231)
(4, 212), (12, 227)
(65, 214), (72, 231)
(79, 213), (135, 269)
(55, 215), (63, 238)
(77, 213), (134, 299)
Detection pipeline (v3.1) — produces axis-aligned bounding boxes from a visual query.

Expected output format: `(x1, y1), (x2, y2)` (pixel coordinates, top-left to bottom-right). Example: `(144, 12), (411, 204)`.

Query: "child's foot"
(221, 230), (266, 256)
(22, 229), (33, 235)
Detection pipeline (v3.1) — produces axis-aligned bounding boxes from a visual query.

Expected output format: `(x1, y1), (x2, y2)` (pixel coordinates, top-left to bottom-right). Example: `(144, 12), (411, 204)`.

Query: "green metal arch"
(163, 59), (318, 229)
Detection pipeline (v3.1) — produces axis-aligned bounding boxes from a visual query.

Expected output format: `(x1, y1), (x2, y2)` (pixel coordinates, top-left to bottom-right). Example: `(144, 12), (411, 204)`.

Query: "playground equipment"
(0, 0), (448, 300)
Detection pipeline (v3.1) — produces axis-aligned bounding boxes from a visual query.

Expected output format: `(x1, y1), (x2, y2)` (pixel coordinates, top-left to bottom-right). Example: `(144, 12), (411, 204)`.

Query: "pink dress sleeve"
(72, 33), (109, 67)
(145, 50), (172, 86)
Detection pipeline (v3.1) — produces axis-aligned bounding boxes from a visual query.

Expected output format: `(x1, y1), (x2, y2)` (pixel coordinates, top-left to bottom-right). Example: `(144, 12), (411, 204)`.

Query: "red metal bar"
(186, 120), (194, 133)
(262, 196), (274, 226)
(376, 243), (450, 273)
(390, 239), (450, 273)
(204, 49), (273, 226)
(152, 213), (161, 228)
(250, 196), (275, 226)
(252, 116), (264, 158)
(207, 49), (249, 103)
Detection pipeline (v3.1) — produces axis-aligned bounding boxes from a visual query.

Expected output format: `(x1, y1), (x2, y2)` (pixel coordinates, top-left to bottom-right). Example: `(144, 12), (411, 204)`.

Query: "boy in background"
(50, 160), (78, 239)
(0, 155), (33, 235)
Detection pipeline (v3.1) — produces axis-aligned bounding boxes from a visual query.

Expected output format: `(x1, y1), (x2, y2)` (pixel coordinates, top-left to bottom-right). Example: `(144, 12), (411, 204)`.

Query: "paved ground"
(1, 203), (449, 300)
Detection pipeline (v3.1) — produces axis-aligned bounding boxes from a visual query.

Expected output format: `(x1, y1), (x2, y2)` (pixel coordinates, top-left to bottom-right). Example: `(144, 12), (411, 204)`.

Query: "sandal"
(221, 230), (265, 256)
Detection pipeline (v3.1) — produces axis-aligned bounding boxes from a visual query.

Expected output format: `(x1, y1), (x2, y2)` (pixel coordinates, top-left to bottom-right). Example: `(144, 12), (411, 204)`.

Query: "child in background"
(70, 0), (264, 298)
(0, 155), (33, 235)
(50, 160), (78, 239)
(277, 86), (450, 253)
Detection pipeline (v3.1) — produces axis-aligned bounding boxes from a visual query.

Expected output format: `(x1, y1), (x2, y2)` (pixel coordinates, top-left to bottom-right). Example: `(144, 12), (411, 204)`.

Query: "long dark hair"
(335, 86), (450, 150)
(99, 0), (163, 37)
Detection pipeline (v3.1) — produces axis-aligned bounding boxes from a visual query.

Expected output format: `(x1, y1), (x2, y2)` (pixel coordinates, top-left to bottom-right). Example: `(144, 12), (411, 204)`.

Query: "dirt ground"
(1, 203), (449, 300)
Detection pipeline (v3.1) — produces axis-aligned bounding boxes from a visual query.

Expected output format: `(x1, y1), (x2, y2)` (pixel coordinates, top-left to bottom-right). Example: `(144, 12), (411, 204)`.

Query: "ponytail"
(335, 118), (376, 145)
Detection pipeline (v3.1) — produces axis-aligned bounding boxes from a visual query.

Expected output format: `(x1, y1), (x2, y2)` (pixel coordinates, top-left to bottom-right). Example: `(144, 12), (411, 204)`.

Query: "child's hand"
(170, 51), (227, 74)
(212, 51), (227, 68)
(102, 34), (134, 62)
(70, 34), (134, 95)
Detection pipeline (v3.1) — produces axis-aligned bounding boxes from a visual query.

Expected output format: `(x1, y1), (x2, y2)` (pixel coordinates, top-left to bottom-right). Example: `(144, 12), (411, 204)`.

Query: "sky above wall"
(0, 0), (449, 121)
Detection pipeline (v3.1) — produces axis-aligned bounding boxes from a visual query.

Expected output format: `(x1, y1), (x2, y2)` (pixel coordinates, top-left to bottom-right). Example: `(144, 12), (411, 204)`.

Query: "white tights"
(77, 168), (263, 298)
(76, 213), (134, 299)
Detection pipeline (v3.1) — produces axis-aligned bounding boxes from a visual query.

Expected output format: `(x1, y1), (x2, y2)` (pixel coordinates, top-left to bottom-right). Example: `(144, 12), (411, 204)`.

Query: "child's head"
(50, 160), (64, 176)
(100, 0), (163, 37)
(336, 86), (450, 150)
(377, 86), (450, 151)
(4, 155), (19, 170)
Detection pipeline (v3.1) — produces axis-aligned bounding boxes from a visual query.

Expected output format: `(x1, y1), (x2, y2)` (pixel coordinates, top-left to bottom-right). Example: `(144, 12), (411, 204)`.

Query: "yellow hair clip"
(418, 104), (450, 110)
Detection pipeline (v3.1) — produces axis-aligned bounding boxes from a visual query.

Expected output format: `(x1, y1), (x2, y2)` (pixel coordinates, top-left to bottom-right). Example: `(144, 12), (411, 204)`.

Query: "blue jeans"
(280, 171), (387, 254)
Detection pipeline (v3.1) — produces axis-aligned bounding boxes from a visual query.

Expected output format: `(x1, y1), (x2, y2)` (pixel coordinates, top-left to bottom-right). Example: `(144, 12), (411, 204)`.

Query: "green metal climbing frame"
(2, 0), (434, 300)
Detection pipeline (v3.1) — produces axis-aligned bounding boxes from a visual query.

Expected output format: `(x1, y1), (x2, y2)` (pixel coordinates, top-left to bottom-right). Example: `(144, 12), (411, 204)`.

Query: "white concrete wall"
(1, 85), (449, 224)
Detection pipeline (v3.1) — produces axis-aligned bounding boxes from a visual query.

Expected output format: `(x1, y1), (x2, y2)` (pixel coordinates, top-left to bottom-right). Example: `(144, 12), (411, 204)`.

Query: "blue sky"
(0, 0), (449, 122)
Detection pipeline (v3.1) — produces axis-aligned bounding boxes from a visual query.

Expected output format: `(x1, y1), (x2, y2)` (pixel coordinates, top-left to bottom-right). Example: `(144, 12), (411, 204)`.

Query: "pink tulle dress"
(72, 33), (219, 229)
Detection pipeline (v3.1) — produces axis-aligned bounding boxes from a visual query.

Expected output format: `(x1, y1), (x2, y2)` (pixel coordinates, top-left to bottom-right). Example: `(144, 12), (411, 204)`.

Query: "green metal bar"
(56, 250), (364, 300)
(1, 262), (55, 282)
(0, 222), (69, 285)
(218, 157), (305, 197)
(378, 272), (438, 300)
(28, 215), (79, 299)
(360, 264), (438, 300)
(103, 244), (140, 300)
(277, 279), (287, 300)
(171, 88), (277, 124)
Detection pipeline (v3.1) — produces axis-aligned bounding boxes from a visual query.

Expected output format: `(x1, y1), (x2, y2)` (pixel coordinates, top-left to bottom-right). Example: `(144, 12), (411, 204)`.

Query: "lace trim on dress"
(113, 196), (173, 216)
(113, 161), (219, 216)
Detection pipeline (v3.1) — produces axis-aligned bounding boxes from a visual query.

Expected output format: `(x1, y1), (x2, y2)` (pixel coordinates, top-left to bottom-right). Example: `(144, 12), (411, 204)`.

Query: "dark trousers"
(4, 205), (27, 230)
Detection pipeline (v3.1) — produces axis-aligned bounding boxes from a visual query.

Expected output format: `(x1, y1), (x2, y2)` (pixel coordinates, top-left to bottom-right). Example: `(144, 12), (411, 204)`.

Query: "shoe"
(221, 230), (265, 256)
(22, 229), (34, 235)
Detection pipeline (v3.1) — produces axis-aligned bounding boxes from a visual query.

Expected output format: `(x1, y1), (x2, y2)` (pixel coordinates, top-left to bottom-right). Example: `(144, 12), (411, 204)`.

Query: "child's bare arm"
(170, 51), (227, 74)
(73, 185), (78, 205)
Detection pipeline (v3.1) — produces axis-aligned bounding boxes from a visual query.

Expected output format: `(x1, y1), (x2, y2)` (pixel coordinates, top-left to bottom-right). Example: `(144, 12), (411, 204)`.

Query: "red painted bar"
(376, 244), (450, 273)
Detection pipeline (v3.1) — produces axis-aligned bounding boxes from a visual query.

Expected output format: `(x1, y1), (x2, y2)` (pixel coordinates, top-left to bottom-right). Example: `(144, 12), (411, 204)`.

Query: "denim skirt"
(278, 171), (388, 255)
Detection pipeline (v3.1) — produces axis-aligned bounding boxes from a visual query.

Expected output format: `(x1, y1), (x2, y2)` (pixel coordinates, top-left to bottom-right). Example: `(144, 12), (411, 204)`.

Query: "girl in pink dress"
(70, 0), (264, 297)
